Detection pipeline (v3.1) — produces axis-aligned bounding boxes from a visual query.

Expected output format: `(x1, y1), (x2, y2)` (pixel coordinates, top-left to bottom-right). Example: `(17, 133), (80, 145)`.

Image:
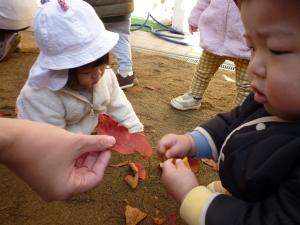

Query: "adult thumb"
(75, 134), (116, 156)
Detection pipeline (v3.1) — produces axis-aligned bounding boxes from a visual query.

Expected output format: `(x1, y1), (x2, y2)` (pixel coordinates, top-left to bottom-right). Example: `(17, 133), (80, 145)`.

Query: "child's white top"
(189, 0), (250, 59)
(17, 68), (144, 134)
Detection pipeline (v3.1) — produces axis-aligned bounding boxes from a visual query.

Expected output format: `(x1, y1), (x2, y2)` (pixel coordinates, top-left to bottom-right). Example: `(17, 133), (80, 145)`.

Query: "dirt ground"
(0, 32), (236, 225)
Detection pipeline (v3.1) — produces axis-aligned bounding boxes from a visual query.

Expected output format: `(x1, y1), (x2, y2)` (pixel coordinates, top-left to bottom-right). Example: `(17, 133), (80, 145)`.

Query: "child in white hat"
(16, 0), (144, 134)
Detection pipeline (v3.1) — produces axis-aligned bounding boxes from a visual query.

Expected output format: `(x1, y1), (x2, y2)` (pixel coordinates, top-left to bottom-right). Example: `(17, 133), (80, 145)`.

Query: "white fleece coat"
(17, 68), (144, 134)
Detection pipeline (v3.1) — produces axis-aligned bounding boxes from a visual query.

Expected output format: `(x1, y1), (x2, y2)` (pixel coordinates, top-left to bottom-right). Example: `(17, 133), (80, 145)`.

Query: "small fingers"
(174, 159), (188, 170)
(161, 158), (176, 172)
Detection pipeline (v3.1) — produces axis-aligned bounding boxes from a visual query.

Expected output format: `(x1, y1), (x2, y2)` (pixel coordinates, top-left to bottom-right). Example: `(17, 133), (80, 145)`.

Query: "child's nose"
(247, 53), (266, 79)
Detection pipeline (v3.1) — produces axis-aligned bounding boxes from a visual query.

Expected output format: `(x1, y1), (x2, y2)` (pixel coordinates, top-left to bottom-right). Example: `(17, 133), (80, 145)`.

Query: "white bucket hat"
(34, 0), (118, 70)
(27, 0), (118, 90)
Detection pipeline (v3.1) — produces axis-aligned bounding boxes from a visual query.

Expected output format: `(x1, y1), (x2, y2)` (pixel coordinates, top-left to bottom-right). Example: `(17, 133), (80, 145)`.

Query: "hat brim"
(36, 30), (119, 70)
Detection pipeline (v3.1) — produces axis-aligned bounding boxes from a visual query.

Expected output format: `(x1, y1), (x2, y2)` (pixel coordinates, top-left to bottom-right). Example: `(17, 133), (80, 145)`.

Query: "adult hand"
(161, 159), (199, 203)
(157, 133), (196, 161)
(0, 118), (116, 201)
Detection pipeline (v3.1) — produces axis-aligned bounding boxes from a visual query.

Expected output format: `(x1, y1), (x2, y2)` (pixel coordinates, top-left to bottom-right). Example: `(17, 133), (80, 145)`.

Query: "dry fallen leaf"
(160, 157), (202, 174)
(129, 162), (138, 173)
(134, 162), (147, 180)
(188, 158), (201, 173)
(153, 217), (166, 225)
(144, 85), (161, 91)
(125, 205), (147, 225)
(152, 209), (167, 225)
(201, 158), (219, 171)
(124, 174), (139, 189)
(124, 162), (139, 189)
(168, 212), (177, 225)
(110, 160), (131, 168)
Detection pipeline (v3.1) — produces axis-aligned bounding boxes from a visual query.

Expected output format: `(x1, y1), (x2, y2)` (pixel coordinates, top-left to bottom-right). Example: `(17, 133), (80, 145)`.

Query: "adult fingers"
(75, 134), (116, 156)
(92, 150), (112, 178)
(73, 150), (112, 194)
(82, 152), (98, 170)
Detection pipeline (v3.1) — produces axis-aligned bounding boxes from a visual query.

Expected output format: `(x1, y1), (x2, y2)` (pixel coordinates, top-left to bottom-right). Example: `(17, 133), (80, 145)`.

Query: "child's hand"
(157, 134), (196, 161)
(189, 24), (198, 34)
(161, 159), (199, 203)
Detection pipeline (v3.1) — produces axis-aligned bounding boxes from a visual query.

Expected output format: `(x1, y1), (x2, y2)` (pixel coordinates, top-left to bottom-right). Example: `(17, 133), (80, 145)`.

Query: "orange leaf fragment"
(129, 162), (138, 173)
(201, 158), (219, 171)
(125, 205), (147, 225)
(124, 162), (147, 188)
(134, 162), (147, 180)
(159, 157), (192, 169)
(153, 217), (166, 225)
(188, 158), (201, 173)
(152, 209), (167, 225)
(124, 162), (139, 189)
(124, 174), (139, 189)
(110, 160), (131, 168)
(182, 157), (190, 169)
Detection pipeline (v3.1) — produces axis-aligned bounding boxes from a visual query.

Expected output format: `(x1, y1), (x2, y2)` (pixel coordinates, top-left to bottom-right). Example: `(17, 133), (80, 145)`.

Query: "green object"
(131, 16), (171, 32)
(84, 0), (134, 18)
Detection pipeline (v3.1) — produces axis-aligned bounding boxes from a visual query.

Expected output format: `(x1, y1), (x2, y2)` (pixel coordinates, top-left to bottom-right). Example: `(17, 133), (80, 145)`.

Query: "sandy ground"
(0, 32), (237, 225)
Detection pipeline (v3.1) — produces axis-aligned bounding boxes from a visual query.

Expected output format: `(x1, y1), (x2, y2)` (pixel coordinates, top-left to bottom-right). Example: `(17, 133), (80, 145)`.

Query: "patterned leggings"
(190, 50), (250, 106)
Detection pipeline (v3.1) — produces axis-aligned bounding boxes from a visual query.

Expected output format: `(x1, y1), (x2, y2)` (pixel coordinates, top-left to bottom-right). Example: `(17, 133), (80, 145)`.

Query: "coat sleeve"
(16, 85), (66, 129)
(180, 167), (300, 225)
(104, 69), (144, 133)
(188, 0), (211, 27)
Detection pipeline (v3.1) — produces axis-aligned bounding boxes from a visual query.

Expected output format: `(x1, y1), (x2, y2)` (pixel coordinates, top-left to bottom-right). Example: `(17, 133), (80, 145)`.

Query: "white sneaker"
(170, 92), (201, 110)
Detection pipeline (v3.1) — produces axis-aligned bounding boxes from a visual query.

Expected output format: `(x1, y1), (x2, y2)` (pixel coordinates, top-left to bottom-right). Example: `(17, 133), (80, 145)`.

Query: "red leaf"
(96, 114), (153, 159)
(0, 111), (11, 117)
(168, 212), (177, 225)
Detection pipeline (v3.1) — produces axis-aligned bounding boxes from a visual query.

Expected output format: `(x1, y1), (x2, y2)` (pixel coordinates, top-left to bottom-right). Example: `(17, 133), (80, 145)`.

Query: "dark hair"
(234, 0), (243, 9)
(66, 53), (109, 89)
(86, 53), (109, 68)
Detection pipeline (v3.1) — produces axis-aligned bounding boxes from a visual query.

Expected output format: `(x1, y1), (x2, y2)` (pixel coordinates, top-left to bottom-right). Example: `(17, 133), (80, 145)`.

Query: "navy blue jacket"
(202, 94), (300, 225)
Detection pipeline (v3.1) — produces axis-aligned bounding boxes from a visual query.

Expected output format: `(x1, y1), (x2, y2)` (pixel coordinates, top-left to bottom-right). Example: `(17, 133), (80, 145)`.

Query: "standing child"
(171, 0), (251, 110)
(17, 0), (143, 135)
(157, 0), (300, 224)
(84, 0), (137, 89)
(0, 0), (39, 61)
